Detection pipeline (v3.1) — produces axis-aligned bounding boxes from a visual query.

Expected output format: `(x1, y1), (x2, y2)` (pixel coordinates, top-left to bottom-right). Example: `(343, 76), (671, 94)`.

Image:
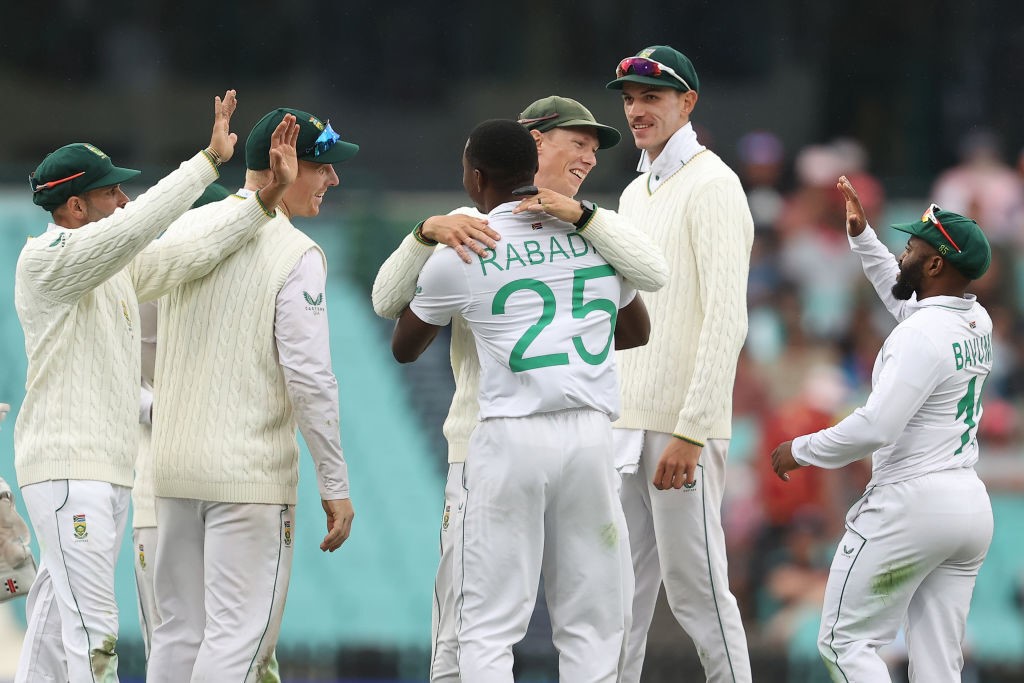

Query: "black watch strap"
(573, 200), (595, 230)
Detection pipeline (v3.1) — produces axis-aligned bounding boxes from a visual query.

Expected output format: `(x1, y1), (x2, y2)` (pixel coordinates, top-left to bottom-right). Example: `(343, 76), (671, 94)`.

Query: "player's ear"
(471, 167), (486, 194)
(530, 129), (544, 150)
(926, 254), (945, 278)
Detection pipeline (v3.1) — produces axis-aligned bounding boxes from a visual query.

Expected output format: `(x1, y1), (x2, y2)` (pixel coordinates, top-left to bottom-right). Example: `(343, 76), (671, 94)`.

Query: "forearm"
(579, 208), (669, 292)
(850, 226), (913, 322)
(284, 367), (350, 499)
(21, 153), (217, 302)
(132, 195), (273, 302)
(371, 231), (434, 319)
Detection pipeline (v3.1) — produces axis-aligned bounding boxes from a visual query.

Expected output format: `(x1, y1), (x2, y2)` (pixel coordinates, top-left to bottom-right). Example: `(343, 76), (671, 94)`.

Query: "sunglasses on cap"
(922, 203), (962, 253)
(616, 56), (692, 91)
(28, 171), (85, 194)
(302, 121), (342, 158)
(517, 112), (561, 127)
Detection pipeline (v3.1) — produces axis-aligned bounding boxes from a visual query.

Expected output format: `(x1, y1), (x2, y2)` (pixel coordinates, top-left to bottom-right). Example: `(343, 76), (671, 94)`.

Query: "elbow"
(391, 342), (420, 364)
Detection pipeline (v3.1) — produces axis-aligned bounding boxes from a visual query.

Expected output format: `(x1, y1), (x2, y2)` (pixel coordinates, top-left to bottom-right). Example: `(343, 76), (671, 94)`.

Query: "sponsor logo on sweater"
(303, 291), (325, 315)
(121, 300), (133, 333)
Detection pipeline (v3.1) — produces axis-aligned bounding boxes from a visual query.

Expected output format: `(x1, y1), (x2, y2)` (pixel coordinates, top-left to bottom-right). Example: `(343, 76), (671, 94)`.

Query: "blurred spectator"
(776, 144), (867, 339)
(932, 128), (1024, 246)
(738, 130), (786, 232)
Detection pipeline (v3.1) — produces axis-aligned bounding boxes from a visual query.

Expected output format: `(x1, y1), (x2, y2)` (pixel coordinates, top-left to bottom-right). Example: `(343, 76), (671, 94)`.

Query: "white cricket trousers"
(431, 462), (466, 683)
(145, 497), (293, 683)
(617, 430), (751, 683)
(818, 467), (992, 682)
(132, 526), (159, 658)
(454, 409), (626, 683)
(17, 479), (130, 683)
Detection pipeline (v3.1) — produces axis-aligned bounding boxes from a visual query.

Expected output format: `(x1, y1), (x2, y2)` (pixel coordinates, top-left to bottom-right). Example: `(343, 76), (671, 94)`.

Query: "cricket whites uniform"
(145, 193), (350, 683)
(14, 152), (273, 682)
(133, 299), (159, 656)
(410, 202), (639, 683)
(372, 205), (668, 682)
(793, 226), (993, 681)
(614, 124), (754, 683)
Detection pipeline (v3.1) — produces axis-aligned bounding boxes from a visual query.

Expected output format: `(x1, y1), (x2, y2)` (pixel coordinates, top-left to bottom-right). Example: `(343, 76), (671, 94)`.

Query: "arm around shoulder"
(371, 229), (435, 319)
(579, 207), (669, 292)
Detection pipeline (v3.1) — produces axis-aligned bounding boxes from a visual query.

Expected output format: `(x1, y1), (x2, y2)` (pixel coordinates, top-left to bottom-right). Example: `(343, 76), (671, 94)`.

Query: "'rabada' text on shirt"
(478, 231), (597, 276)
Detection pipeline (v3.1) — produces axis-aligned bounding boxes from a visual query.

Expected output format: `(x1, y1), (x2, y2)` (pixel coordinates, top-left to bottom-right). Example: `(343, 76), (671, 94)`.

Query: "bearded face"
(892, 253), (925, 301)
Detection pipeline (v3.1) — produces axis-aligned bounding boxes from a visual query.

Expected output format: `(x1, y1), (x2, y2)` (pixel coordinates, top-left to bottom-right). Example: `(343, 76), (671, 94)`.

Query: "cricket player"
(14, 91), (296, 683)
(145, 107), (356, 682)
(392, 119), (651, 683)
(372, 96), (668, 682)
(606, 45), (754, 683)
(771, 176), (994, 681)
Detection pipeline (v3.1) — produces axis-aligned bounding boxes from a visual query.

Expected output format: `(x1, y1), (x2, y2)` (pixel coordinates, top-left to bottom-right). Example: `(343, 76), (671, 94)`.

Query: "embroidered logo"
(309, 116), (325, 132)
(3, 577), (18, 595)
(82, 143), (108, 159)
(73, 514), (88, 540)
(969, 320), (977, 329)
(531, 222), (543, 230)
(442, 504), (451, 531)
(303, 291), (325, 315)
(283, 520), (293, 547)
(683, 480), (697, 490)
(121, 300), (133, 333)
(938, 244), (950, 256)
(48, 233), (67, 248)
(138, 544), (146, 569)
(415, 286), (423, 295)
(842, 544), (855, 556)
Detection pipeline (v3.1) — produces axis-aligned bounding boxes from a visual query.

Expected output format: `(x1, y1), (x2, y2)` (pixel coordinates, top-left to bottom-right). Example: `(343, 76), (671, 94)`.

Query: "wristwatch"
(573, 200), (596, 229)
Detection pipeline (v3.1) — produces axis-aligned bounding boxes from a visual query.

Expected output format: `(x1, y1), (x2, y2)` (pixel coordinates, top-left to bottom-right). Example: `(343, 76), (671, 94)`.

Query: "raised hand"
(268, 114), (299, 188)
(837, 175), (867, 237)
(208, 90), (239, 163)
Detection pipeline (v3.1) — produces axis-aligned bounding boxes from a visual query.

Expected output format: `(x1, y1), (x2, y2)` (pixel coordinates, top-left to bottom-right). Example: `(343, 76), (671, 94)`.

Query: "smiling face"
(281, 160), (340, 218)
(533, 127), (599, 198)
(620, 82), (697, 162)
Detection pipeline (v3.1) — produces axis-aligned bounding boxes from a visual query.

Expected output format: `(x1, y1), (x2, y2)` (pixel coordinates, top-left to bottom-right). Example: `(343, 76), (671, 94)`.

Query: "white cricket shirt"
(793, 226), (993, 486)
(410, 201), (633, 420)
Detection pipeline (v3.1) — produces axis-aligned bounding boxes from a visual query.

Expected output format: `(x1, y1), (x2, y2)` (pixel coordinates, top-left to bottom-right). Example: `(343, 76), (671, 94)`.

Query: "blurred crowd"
(718, 126), (1024, 665)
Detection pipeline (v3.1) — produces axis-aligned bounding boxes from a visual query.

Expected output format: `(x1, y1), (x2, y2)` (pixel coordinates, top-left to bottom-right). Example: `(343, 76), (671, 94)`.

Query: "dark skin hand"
(769, 440), (800, 482)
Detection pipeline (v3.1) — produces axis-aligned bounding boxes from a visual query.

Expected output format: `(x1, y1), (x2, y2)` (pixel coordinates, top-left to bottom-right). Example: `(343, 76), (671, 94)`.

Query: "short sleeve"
(408, 249), (471, 326)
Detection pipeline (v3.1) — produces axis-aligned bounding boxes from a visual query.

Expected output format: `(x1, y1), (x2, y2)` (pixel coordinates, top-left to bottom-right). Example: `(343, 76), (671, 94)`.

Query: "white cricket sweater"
(614, 151), (753, 442)
(153, 213), (322, 504)
(371, 206), (669, 462)
(14, 153), (271, 488)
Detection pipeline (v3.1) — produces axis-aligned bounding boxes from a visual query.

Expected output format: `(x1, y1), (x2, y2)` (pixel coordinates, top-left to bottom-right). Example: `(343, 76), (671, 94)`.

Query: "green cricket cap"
(891, 205), (991, 280)
(606, 45), (700, 93)
(30, 143), (140, 211)
(517, 96), (621, 149)
(192, 182), (232, 209)
(245, 107), (359, 170)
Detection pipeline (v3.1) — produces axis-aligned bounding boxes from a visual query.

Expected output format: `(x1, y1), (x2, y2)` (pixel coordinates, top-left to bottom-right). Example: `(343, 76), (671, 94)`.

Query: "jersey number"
(954, 376), (984, 455)
(491, 265), (618, 373)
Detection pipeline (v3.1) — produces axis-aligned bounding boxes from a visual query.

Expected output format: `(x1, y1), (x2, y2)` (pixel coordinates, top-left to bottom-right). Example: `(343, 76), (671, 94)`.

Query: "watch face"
(581, 200), (595, 211)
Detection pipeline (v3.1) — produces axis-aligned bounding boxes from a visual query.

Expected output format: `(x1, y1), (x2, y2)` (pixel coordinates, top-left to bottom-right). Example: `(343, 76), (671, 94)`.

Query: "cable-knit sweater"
(152, 214), (320, 504)
(14, 153), (272, 488)
(371, 206), (670, 462)
(614, 151), (753, 442)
